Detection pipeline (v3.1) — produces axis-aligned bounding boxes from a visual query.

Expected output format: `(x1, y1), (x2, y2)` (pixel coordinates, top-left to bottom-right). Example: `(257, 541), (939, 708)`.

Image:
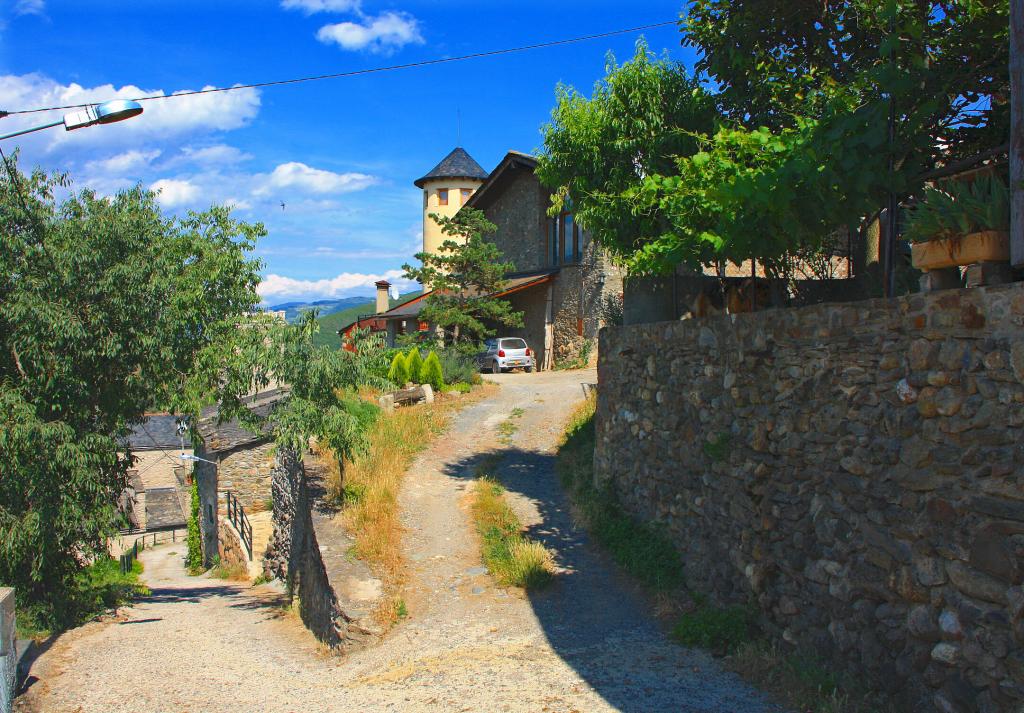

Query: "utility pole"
(1012, 0), (1024, 268)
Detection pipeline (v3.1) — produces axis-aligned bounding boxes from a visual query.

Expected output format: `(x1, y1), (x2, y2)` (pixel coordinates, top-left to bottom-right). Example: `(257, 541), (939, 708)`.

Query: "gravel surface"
(18, 369), (786, 713)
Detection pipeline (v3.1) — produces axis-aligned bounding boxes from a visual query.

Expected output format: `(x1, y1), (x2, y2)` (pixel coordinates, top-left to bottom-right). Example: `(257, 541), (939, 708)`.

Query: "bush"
(405, 348), (423, 384)
(421, 351), (445, 392)
(672, 603), (755, 654)
(387, 352), (410, 385)
(445, 382), (472, 394)
(438, 347), (479, 385)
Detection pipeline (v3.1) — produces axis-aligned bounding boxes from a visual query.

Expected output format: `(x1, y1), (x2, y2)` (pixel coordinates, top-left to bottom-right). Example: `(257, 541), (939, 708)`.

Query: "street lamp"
(0, 99), (143, 142)
(179, 453), (218, 466)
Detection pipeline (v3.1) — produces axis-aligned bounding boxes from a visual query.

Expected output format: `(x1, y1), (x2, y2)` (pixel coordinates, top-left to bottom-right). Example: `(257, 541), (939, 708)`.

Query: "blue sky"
(1, 0), (694, 304)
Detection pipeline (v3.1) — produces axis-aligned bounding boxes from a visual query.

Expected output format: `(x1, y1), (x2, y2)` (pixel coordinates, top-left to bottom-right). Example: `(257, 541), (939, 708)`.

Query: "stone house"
(121, 414), (191, 533)
(192, 389), (283, 570)
(340, 148), (624, 367)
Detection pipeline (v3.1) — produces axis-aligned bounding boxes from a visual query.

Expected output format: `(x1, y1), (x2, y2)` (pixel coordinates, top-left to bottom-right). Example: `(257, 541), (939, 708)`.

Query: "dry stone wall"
(264, 448), (368, 649)
(595, 283), (1024, 713)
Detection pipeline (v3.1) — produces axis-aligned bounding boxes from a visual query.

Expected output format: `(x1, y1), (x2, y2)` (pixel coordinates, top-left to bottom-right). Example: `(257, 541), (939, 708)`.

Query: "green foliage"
(540, 7), (1009, 276)
(703, 432), (732, 462)
(16, 555), (148, 639)
(437, 347), (480, 385)
(339, 481), (367, 506)
(672, 603), (755, 654)
(387, 351), (410, 385)
(683, 0), (1009, 160)
(402, 208), (523, 345)
(905, 172), (1011, 243)
(186, 478), (204, 575)
(405, 348), (423, 384)
(445, 382), (472, 394)
(0, 159), (262, 614)
(343, 327), (393, 382)
(556, 398), (684, 591)
(421, 351), (445, 392)
(472, 477), (553, 590)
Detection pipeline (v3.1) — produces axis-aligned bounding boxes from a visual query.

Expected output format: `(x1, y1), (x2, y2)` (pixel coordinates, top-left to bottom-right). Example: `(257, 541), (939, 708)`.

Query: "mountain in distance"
(266, 296), (371, 323)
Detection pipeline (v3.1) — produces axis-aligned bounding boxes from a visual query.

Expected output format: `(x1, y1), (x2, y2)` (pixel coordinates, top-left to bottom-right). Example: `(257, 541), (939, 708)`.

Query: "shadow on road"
(441, 446), (781, 713)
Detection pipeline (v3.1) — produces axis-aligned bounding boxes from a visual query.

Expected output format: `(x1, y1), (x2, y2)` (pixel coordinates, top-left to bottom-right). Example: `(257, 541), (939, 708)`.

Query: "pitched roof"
(124, 415), (185, 451)
(463, 151), (539, 211)
(414, 147), (489, 188)
(198, 388), (287, 454)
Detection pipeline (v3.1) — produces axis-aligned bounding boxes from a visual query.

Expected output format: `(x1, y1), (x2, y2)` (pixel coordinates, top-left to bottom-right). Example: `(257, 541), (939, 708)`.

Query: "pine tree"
(405, 348), (423, 384)
(387, 352), (410, 386)
(421, 351), (445, 392)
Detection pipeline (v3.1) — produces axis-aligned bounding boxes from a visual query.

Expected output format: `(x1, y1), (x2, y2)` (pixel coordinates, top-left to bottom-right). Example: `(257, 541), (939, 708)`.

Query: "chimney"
(375, 280), (391, 314)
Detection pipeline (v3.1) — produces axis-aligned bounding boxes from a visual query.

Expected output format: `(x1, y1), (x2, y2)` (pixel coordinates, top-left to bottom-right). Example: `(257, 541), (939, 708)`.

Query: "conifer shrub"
(421, 351), (445, 392)
(387, 352), (410, 385)
(405, 348), (423, 384)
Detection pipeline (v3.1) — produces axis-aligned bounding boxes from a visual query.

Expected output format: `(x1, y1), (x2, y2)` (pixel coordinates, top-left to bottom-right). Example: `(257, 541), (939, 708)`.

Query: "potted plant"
(906, 172), (1010, 271)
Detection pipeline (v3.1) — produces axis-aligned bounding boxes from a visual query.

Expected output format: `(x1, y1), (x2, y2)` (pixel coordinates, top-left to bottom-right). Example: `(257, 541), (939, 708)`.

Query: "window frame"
(438, 188), (449, 206)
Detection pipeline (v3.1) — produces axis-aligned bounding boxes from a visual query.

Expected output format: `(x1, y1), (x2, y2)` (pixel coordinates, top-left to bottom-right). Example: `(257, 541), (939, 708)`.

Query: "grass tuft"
(470, 476), (554, 589)
(209, 559), (250, 581)
(728, 642), (903, 713)
(556, 395), (684, 591)
(672, 603), (755, 654)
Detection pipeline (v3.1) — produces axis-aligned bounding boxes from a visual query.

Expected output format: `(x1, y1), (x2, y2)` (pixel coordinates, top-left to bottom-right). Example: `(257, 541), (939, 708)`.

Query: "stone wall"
(595, 283), (1024, 712)
(552, 240), (624, 365)
(264, 448), (367, 649)
(217, 517), (250, 571)
(0, 588), (14, 713)
(217, 441), (275, 511)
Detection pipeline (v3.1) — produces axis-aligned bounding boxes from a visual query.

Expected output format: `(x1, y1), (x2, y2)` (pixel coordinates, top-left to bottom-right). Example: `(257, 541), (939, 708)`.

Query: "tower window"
(438, 189), (449, 206)
(461, 188), (472, 205)
(423, 190), (428, 209)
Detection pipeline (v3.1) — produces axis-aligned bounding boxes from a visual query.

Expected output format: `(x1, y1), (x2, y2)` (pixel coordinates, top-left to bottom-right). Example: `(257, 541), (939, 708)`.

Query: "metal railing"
(119, 538), (144, 575)
(225, 491), (253, 561)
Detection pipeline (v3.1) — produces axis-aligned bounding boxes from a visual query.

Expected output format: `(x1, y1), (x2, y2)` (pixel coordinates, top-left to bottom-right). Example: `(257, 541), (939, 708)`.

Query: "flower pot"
(910, 230), (1010, 272)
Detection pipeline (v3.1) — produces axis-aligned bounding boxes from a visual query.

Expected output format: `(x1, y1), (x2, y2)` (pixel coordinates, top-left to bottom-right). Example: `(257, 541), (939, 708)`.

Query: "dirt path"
(19, 370), (784, 713)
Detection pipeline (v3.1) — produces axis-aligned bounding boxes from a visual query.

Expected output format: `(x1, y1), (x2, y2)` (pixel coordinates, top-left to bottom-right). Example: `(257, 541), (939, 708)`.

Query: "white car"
(478, 337), (536, 374)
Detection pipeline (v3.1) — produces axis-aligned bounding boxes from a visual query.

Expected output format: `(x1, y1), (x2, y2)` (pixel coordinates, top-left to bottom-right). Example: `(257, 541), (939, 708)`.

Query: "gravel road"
(18, 369), (785, 713)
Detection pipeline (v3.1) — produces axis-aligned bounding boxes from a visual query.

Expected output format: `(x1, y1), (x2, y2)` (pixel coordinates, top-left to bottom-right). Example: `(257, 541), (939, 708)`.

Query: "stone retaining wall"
(0, 588), (14, 713)
(595, 283), (1024, 712)
(264, 448), (367, 649)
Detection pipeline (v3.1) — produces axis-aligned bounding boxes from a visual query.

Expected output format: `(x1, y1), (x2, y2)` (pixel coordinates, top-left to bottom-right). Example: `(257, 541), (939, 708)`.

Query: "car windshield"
(500, 339), (527, 350)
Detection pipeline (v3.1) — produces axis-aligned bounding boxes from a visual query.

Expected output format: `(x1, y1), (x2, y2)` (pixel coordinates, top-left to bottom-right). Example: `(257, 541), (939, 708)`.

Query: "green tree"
(402, 208), (523, 345)
(0, 160), (263, 617)
(405, 348), (423, 384)
(421, 352), (445, 392)
(387, 351), (410, 386)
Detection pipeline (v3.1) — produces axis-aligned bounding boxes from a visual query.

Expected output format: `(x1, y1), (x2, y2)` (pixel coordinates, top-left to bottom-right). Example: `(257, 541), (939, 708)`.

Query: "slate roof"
(124, 415), (185, 451)
(198, 388), (287, 454)
(414, 147), (489, 188)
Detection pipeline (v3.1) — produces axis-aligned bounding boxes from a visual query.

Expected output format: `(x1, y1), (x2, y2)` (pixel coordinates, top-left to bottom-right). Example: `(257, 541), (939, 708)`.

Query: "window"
(438, 189), (448, 206)
(461, 188), (472, 205)
(562, 212), (575, 263)
(500, 338), (528, 350)
(423, 190), (428, 209)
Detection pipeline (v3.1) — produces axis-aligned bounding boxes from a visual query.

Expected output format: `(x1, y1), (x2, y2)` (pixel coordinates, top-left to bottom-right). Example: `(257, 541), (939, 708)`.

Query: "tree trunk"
(1012, 0), (1024, 267)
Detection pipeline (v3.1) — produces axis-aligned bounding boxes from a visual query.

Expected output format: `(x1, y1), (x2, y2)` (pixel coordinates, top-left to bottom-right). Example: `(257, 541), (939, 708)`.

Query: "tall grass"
(322, 399), (453, 625)
(470, 477), (554, 589)
(556, 395), (684, 591)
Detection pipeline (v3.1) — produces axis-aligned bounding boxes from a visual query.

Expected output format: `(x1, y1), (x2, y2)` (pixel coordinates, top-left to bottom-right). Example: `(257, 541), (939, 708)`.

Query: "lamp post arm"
(0, 119), (64, 142)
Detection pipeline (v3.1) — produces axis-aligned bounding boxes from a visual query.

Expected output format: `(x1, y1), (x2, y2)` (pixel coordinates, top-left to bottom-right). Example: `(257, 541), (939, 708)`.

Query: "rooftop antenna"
(457, 108), (461, 147)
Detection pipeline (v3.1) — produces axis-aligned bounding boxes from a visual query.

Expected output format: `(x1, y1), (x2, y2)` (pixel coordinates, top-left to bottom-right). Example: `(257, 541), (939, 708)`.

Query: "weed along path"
(18, 369), (784, 713)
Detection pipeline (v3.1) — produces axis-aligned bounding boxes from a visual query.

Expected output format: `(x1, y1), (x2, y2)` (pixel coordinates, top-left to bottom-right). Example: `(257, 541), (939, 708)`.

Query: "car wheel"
(525, 366), (534, 373)
(491, 360), (502, 374)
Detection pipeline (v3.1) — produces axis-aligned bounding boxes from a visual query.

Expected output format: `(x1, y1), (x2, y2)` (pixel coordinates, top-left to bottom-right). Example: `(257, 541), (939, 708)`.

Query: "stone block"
(965, 262), (1014, 288)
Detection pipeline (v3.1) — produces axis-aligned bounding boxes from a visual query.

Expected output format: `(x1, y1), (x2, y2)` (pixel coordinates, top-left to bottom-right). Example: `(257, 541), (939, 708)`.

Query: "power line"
(1, 20), (679, 117)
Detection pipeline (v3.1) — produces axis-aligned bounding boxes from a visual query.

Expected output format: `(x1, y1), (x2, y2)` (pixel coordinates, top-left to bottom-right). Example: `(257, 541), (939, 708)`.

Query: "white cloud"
(86, 149), (161, 175)
(281, 0), (361, 14)
(254, 162), (377, 196)
(316, 12), (424, 54)
(180, 144), (253, 166)
(258, 269), (417, 301)
(14, 0), (45, 15)
(151, 178), (201, 208)
(0, 74), (260, 151)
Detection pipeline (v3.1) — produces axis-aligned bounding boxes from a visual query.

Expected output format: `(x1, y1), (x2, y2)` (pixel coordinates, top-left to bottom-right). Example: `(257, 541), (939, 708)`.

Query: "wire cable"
(1, 20), (680, 117)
